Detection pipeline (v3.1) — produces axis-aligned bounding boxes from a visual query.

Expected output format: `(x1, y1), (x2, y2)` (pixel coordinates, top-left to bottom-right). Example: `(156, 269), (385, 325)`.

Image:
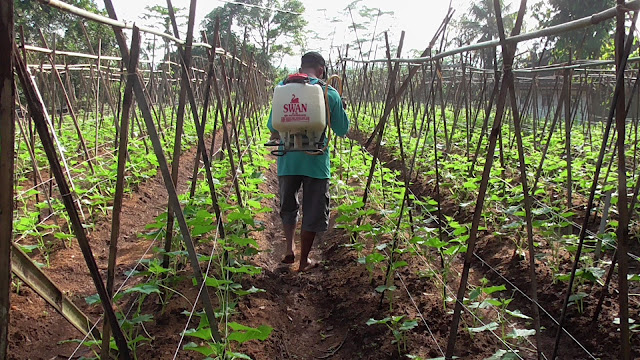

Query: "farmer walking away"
(266, 51), (350, 272)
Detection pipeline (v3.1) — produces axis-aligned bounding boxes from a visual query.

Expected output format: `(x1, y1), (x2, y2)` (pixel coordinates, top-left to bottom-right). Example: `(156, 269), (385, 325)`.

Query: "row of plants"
(328, 130), (537, 358)
(12, 106), (205, 269)
(347, 100), (640, 356)
(76, 112), (275, 359)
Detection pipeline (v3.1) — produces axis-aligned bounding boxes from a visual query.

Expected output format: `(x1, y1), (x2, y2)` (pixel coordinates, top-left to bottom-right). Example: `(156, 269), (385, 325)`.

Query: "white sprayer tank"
(272, 82), (326, 134)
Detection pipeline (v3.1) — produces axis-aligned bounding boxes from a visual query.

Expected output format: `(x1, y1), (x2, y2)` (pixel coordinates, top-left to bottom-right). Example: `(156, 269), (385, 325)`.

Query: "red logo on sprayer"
(282, 94), (309, 123)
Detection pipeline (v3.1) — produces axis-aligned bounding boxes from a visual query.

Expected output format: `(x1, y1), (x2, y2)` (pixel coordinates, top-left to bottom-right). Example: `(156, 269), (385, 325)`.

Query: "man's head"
(300, 51), (326, 80)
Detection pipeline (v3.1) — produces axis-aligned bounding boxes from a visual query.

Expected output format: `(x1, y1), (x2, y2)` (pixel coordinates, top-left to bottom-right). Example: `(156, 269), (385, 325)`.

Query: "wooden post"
(102, 26), (141, 359)
(613, 2), (630, 358)
(163, 0), (195, 268)
(102, 0), (222, 343)
(445, 1), (527, 357)
(0, 1), (15, 358)
(551, 10), (638, 360)
(37, 30), (95, 174)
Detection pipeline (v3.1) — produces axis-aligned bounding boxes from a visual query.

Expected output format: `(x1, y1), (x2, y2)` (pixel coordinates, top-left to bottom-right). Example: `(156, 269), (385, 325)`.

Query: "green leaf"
(229, 235), (258, 248)
(468, 322), (498, 333)
(183, 342), (216, 356)
(246, 199), (262, 209)
(85, 294), (101, 305)
(392, 261), (408, 270)
(399, 320), (418, 332)
(504, 309), (532, 319)
(485, 349), (520, 360)
(18, 244), (39, 254)
(425, 237), (447, 249)
(232, 286), (266, 296)
(196, 277), (233, 288)
(183, 327), (213, 341)
(375, 285), (396, 293)
(366, 317), (391, 326)
(224, 264), (262, 276)
(121, 284), (161, 297)
(227, 323), (273, 343)
(482, 285), (506, 295)
(192, 224), (216, 236)
(506, 328), (536, 339)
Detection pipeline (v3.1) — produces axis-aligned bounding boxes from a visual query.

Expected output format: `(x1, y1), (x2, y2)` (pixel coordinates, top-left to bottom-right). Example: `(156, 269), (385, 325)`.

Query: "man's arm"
(267, 108), (274, 132)
(328, 88), (349, 136)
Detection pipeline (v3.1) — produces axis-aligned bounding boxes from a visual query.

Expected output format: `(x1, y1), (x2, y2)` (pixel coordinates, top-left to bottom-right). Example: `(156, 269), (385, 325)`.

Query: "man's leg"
(299, 229), (316, 270)
(299, 177), (330, 271)
(283, 223), (296, 262)
(279, 175), (302, 263)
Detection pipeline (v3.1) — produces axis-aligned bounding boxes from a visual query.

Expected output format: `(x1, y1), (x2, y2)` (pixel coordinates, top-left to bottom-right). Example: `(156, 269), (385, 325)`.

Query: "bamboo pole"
(102, 1), (222, 343)
(189, 28), (220, 199)
(0, 1), (14, 357)
(550, 10), (637, 360)
(613, 4), (631, 359)
(505, 37), (544, 360)
(37, 30), (95, 174)
(162, 0), (194, 268)
(102, 26), (141, 359)
(564, 58), (573, 209)
(445, 1), (527, 357)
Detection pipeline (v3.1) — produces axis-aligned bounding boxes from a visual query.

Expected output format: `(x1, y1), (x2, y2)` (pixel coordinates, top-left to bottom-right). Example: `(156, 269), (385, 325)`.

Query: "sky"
(108, 0), (519, 69)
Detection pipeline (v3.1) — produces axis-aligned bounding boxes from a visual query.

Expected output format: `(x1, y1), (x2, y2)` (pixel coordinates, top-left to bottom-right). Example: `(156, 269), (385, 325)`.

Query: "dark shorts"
(278, 175), (330, 233)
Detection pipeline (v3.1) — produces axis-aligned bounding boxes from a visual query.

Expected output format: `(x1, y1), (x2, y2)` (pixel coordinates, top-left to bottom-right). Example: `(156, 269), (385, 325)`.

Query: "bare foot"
(281, 253), (295, 264)
(297, 259), (320, 272)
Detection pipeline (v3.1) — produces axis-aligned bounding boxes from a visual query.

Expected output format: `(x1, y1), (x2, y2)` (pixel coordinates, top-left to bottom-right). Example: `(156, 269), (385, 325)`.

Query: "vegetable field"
(1, 0), (640, 360)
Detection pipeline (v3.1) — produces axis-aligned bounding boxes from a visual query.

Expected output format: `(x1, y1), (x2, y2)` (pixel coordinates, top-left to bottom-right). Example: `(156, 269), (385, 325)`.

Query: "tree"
(201, 0), (307, 67)
(542, 0), (615, 61)
(141, 5), (188, 62)
(340, 0), (394, 60)
(455, 0), (514, 68)
(14, 0), (116, 55)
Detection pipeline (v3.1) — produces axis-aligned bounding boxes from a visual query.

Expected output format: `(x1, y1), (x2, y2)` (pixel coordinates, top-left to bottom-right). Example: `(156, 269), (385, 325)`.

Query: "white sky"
(108, 0), (519, 68)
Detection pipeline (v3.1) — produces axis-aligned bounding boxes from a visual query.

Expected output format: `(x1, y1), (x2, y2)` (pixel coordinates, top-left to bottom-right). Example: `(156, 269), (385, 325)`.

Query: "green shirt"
(267, 77), (350, 179)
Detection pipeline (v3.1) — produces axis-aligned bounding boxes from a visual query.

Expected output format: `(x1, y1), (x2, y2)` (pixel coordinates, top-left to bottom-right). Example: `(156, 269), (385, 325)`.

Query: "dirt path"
(8, 131), (222, 360)
(237, 161), (370, 359)
(235, 157), (457, 360)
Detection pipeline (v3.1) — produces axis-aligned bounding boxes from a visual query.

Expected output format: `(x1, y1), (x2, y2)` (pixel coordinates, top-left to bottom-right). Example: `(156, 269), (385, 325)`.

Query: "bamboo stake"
(550, 10), (637, 359)
(356, 31), (404, 239)
(102, 26), (141, 359)
(564, 57), (573, 209)
(445, 1), (527, 357)
(102, 1), (222, 343)
(188, 29), (219, 199)
(613, 4), (631, 358)
(505, 37), (544, 360)
(37, 30), (95, 174)
(162, 0), (193, 268)
(0, 1), (14, 357)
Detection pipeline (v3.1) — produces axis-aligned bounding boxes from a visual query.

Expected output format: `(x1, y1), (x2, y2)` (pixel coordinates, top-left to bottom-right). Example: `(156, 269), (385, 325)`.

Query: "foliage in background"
(14, 0), (116, 55)
(201, 0), (307, 69)
(536, 0), (616, 61)
(452, 0), (514, 69)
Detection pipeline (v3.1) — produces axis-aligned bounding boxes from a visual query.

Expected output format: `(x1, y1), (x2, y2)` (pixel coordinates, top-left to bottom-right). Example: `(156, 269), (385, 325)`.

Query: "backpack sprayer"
(266, 73), (342, 156)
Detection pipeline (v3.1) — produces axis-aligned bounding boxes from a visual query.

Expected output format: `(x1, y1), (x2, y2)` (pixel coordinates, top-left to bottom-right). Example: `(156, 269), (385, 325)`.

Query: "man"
(267, 51), (350, 272)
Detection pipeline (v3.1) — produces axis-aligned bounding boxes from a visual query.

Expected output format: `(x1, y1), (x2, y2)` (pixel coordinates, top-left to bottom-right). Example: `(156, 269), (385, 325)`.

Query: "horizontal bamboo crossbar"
(340, 0), (640, 64)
